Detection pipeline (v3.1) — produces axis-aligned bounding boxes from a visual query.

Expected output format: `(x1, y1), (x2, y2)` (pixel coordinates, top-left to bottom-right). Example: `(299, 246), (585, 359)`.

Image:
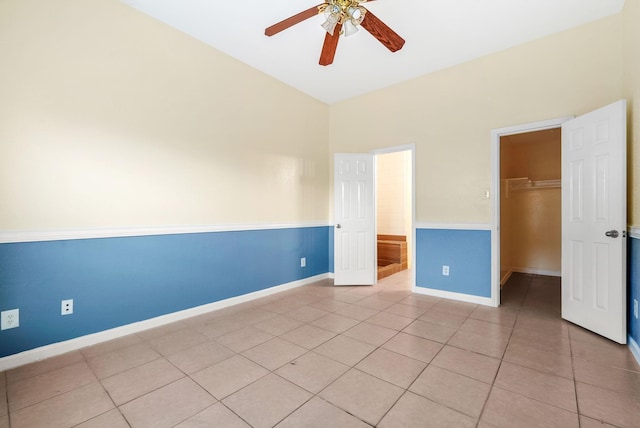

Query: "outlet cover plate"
(1, 309), (20, 330)
(442, 265), (450, 276)
(635, 299), (638, 319)
(61, 299), (74, 315)
(301, 257), (306, 268)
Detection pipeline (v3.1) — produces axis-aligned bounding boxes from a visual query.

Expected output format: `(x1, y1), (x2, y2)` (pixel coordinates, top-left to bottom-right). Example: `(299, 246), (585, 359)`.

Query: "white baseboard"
(500, 269), (513, 287)
(412, 286), (494, 307)
(0, 273), (329, 372)
(512, 267), (561, 277)
(629, 336), (640, 367)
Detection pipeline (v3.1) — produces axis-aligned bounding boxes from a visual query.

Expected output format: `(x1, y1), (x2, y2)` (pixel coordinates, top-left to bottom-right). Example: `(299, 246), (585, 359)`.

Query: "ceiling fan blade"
(265, 4), (325, 36)
(360, 8), (405, 52)
(319, 23), (342, 66)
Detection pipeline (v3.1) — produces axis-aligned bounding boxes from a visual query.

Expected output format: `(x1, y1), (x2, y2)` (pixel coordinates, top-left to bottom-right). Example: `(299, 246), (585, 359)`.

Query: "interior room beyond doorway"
(499, 128), (561, 286)
(376, 150), (412, 280)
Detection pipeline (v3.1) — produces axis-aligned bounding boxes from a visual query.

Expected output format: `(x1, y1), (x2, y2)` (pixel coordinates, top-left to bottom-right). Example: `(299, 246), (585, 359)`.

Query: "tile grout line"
(568, 325), (584, 428)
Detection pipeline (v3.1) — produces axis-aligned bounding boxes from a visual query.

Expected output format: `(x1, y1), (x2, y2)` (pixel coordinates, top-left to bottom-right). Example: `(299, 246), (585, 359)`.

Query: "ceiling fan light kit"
(319, 1), (366, 36)
(265, 0), (405, 66)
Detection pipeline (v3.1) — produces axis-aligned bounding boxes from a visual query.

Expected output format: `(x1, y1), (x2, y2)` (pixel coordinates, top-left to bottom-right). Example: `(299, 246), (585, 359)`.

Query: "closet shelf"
(505, 177), (561, 197)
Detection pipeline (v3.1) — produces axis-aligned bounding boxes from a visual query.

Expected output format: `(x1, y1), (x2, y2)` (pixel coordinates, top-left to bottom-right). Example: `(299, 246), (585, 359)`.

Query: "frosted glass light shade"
(344, 20), (359, 36)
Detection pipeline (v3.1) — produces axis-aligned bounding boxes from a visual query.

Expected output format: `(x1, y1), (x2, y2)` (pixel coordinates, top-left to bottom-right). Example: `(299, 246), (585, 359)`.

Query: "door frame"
(490, 117), (572, 307)
(370, 144), (417, 288)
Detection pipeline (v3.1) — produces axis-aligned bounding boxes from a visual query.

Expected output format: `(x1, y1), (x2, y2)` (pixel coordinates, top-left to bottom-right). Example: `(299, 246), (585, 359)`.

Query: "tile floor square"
(364, 311), (415, 331)
(311, 313), (360, 333)
(253, 315), (303, 336)
(381, 332), (443, 363)
(503, 342), (574, 379)
(10, 383), (113, 428)
(280, 324), (337, 349)
(166, 340), (235, 374)
(216, 326), (274, 353)
(418, 309), (468, 329)
(284, 306), (329, 323)
(147, 328), (208, 356)
(276, 396), (370, 428)
(333, 304), (378, 321)
(86, 343), (160, 379)
(313, 335), (376, 366)
(379, 391), (476, 428)
(8, 361), (97, 412)
(481, 386), (579, 428)
(275, 351), (349, 394)
(74, 409), (130, 428)
(572, 356), (640, 396)
(342, 322), (398, 347)
(223, 374), (312, 428)
(6, 351), (85, 384)
(120, 378), (215, 428)
(494, 361), (577, 412)
(319, 369), (403, 426)
(242, 337), (307, 371)
(402, 319), (457, 343)
(356, 348), (426, 388)
(576, 381), (640, 427)
(174, 403), (250, 428)
(430, 345), (500, 384)
(383, 303), (428, 319)
(101, 358), (184, 405)
(447, 329), (509, 359)
(191, 355), (269, 400)
(409, 365), (491, 418)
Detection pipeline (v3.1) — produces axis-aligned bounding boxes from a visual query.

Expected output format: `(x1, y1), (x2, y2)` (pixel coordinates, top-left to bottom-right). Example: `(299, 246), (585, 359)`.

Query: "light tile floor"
(1, 271), (639, 427)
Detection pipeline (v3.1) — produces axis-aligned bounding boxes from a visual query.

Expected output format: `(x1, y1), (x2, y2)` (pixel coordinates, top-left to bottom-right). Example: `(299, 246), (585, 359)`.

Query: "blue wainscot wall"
(629, 233), (640, 358)
(0, 226), (329, 358)
(415, 228), (492, 300)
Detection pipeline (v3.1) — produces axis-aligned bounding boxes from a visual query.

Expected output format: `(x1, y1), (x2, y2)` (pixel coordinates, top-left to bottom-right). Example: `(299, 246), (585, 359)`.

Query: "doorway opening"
(499, 128), (562, 310)
(373, 146), (415, 285)
(491, 117), (571, 307)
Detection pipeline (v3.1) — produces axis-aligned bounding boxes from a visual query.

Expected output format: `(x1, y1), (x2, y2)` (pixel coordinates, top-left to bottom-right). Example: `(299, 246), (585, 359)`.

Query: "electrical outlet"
(442, 265), (450, 276)
(1, 309), (19, 330)
(61, 299), (73, 315)
(635, 299), (638, 320)
(300, 257), (306, 268)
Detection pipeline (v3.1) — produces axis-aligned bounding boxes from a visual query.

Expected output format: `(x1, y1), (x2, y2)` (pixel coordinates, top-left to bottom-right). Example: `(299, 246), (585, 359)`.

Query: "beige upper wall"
(0, 0), (329, 231)
(330, 15), (625, 224)
(2, 1), (636, 232)
(624, 0), (640, 227)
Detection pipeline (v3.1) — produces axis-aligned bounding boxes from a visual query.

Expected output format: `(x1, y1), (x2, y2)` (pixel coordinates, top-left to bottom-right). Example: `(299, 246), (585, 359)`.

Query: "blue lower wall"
(629, 235), (640, 346)
(0, 226), (329, 358)
(416, 228), (491, 298)
(2, 225), (634, 359)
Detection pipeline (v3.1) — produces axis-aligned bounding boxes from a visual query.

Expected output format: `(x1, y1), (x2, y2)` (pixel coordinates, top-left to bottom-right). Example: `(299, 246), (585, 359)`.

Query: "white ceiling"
(122, 0), (625, 104)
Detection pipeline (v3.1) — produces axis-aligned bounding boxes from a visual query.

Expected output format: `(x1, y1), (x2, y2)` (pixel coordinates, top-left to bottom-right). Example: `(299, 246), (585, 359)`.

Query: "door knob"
(336, 224), (341, 229)
(605, 230), (619, 238)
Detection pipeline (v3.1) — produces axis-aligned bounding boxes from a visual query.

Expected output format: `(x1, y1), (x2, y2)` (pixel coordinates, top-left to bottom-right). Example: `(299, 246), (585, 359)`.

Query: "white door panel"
(562, 99), (627, 344)
(334, 154), (375, 286)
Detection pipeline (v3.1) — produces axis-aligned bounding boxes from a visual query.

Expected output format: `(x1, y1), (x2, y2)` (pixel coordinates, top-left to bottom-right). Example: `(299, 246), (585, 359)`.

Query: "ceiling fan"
(265, 0), (405, 66)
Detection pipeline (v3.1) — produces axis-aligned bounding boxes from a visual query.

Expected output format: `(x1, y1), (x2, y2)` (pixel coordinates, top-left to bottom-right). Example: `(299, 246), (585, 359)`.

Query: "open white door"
(562, 100), (627, 344)
(334, 153), (375, 286)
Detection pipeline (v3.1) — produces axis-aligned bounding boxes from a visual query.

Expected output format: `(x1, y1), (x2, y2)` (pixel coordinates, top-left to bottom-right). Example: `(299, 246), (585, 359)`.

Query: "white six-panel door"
(561, 100), (627, 344)
(334, 153), (375, 286)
